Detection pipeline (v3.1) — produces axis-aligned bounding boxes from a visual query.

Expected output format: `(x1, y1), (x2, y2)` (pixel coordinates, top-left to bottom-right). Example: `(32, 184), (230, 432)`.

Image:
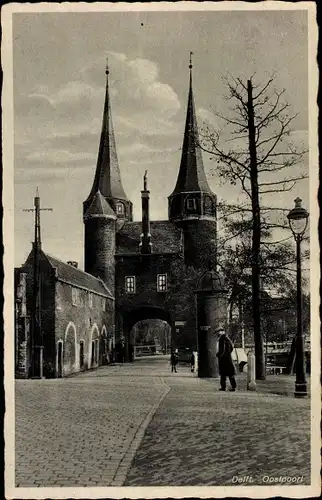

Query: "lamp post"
(287, 197), (309, 398)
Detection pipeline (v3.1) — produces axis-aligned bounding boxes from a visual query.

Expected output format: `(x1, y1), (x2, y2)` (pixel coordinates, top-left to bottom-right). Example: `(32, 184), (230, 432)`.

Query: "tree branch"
(260, 175), (308, 187)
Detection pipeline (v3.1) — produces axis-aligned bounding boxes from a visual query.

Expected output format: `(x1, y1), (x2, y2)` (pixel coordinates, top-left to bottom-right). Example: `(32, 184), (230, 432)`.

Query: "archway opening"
(131, 319), (171, 358)
(57, 341), (63, 378)
(79, 341), (85, 369)
(118, 305), (173, 362)
(91, 341), (95, 367)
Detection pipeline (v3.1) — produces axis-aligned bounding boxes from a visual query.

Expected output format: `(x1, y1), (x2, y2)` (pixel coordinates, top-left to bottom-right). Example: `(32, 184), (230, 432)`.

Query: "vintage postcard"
(2, 1), (320, 498)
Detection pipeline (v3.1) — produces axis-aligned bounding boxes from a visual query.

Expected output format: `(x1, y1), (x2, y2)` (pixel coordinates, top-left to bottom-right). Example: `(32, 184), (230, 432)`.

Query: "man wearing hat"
(215, 327), (237, 391)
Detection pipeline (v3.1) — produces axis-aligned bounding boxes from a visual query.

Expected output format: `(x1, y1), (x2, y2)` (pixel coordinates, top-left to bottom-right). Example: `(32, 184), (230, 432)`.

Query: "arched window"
(185, 196), (197, 213)
(116, 202), (125, 216)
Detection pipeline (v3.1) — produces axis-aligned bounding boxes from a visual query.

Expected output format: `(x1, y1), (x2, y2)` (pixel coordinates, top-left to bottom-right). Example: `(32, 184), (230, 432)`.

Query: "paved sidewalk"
(15, 357), (311, 487)
(15, 371), (168, 487)
(125, 369), (311, 486)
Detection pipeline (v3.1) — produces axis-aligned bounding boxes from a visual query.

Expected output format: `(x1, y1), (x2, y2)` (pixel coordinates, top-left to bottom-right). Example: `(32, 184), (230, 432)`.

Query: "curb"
(111, 377), (170, 486)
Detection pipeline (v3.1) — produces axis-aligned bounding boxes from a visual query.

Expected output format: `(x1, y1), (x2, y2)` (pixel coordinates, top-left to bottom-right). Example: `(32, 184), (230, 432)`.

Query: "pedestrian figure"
(170, 349), (178, 373)
(190, 351), (195, 373)
(216, 328), (237, 391)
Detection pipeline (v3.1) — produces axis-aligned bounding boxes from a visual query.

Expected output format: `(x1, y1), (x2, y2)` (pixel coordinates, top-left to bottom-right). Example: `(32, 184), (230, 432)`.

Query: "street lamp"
(287, 197), (309, 398)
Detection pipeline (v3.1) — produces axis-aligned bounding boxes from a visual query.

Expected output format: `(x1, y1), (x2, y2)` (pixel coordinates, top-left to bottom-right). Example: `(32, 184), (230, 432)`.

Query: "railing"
(134, 345), (164, 357)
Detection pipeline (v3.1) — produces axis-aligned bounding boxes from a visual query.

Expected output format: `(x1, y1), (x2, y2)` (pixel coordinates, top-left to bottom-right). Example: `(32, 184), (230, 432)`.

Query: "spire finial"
(105, 56), (109, 76)
(189, 51), (193, 70)
(36, 187), (39, 197)
(143, 170), (148, 191)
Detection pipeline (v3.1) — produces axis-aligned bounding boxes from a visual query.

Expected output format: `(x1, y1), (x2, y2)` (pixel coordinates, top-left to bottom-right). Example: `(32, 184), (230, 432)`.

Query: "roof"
(116, 220), (182, 254)
(84, 190), (116, 219)
(45, 253), (114, 298)
(170, 70), (214, 196)
(84, 68), (130, 213)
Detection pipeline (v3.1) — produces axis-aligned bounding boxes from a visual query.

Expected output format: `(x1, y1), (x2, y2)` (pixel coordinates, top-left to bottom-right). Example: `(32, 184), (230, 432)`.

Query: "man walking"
(216, 328), (237, 391)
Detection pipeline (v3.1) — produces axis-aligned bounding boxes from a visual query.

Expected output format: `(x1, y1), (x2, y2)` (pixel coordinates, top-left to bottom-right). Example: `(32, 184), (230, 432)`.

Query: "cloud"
(15, 51), (182, 177)
(118, 142), (179, 166)
(119, 142), (176, 156)
(82, 51), (181, 135)
(28, 81), (106, 108)
(26, 149), (96, 164)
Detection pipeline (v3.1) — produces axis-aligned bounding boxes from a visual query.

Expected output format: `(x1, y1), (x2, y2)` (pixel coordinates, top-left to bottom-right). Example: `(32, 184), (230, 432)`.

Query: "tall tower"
(168, 53), (217, 269)
(84, 190), (116, 292)
(83, 59), (133, 224)
(84, 60), (132, 291)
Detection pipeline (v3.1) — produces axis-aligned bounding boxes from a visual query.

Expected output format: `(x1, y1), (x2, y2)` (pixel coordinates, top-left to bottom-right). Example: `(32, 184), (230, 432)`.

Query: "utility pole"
(247, 80), (265, 380)
(23, 189), (52, 378)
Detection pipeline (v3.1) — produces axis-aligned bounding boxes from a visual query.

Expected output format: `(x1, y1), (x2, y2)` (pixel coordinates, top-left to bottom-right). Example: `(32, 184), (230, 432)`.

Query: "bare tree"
(200, 76), (308, 379)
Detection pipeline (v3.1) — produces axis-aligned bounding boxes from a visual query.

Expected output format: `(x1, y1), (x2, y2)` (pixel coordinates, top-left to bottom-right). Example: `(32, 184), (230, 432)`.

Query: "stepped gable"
(45, 253), (113, 298)
(84, 190), (116, 219)
(116, 220), (182, 254)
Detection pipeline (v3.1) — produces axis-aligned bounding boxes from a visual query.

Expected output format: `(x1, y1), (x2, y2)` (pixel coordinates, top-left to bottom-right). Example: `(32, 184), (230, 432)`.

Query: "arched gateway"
(117, 306), (172, 362)
(83, 58), (218, 366)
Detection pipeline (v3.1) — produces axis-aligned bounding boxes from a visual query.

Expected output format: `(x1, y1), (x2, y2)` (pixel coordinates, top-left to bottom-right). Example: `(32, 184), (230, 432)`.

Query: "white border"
(2, 2), (320, 499)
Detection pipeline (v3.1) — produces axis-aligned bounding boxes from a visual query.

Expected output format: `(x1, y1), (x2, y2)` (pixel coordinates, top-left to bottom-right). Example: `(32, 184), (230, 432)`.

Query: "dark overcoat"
(217, 334), (236, 376)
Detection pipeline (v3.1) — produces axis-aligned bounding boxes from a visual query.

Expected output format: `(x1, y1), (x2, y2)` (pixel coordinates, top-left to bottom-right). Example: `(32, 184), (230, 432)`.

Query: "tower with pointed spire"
(81, 56), (220, 358)
(83, 59), (133, 292)
(83, 59), (133, 223)
(168, 52), (217, 269)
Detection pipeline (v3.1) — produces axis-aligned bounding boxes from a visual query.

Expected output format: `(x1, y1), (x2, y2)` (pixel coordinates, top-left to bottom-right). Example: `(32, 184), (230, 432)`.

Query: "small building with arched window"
(15, 250), (114, 378)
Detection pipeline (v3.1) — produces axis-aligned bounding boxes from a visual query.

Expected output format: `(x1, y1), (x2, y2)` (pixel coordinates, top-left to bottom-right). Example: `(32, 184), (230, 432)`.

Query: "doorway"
(57, 341), (63, 378)
(91, 340), (95, 367)
(80, 340), (84, 369)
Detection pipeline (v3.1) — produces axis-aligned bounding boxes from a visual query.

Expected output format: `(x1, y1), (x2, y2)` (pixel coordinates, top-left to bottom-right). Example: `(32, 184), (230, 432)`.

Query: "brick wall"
(115, 253), (199, 349)
(181, 219), (217, 270)
(55, 280), (114, 376)
(17, 253), (56, 378)
(84, 217), (116, 294)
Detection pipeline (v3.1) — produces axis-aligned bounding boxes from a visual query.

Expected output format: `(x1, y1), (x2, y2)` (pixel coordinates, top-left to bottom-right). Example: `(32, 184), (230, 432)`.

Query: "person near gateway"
(216, 327), (237, 391)
(170, 349), (179, 373)
(190, 350), (195, 373)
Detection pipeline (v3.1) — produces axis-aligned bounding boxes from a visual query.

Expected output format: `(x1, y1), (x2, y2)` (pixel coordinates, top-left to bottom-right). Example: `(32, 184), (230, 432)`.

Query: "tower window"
(157, 274), (167, 292)
(101, 298), (106, 311)
(125, 276), (136, 294)
(186, 198), (197, 212)
(116, 202), (125, 215)
(88, 293), (93, 309)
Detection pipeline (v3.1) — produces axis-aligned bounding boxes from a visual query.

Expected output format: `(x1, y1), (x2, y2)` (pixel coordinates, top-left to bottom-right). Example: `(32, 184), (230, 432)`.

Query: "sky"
(12, 7), (310, 269)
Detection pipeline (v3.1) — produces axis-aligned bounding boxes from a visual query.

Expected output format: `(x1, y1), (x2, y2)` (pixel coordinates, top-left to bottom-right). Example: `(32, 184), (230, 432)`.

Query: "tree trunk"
(247, 79), (265, 380)
(238, 295), (245, 349)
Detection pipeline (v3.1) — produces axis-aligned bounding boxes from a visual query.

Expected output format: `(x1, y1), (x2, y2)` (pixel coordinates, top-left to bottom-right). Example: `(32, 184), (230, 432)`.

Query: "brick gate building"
(15, 58), (219, 377)
(83, 60), (218, 359)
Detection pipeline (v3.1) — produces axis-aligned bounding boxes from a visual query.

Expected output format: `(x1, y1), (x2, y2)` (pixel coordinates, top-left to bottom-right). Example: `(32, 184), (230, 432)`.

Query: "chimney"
(139, 170), (152, 254)
(67, 261), (78, 268)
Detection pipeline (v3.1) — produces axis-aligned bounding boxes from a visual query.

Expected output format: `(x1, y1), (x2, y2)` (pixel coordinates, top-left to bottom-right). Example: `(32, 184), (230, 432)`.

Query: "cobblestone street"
(15, 357), (311, 487)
